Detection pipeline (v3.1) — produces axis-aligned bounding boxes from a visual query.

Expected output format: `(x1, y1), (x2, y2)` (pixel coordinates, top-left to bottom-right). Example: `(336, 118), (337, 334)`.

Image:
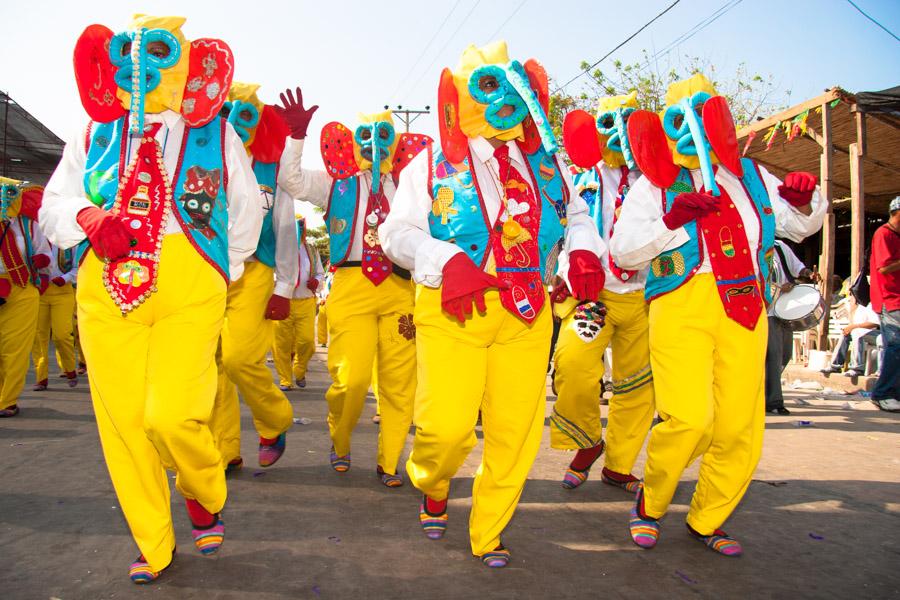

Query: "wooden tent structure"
(737, 85), (900, 346)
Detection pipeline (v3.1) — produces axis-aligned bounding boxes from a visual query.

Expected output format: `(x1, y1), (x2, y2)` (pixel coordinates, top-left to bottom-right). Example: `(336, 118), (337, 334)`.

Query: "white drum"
(772, 284), (826, 331)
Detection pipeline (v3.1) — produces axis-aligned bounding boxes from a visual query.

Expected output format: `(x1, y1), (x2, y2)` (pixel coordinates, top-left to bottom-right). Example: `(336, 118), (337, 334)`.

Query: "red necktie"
(607, 166), (638, 283)
(103, 122), (168, 313)
(0, 219), (30, 287)
(361, 181), (392, 286)
(491, 144), (544, 324)
(698, 176), (763, 330)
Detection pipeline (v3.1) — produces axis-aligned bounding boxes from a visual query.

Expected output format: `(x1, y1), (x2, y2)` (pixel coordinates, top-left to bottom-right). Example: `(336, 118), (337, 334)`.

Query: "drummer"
(765, 239), (819, 415)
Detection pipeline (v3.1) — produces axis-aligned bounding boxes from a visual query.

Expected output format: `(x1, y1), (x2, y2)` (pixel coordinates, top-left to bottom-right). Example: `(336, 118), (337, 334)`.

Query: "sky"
(2, 0), (898, 224)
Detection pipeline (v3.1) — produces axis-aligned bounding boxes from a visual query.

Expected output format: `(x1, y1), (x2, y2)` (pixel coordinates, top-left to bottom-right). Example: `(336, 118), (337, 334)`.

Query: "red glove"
(441, 253), (507, 323)
(37, 274), (49, 295)
(306, 278), (319, 293)
(265, 294), (291, 320)
(662, 192), (719, 230)
(550, 280), (571, 304)
(275, 87), (319, 139)
(76, 207), (134, 261)
(31, 254), (50, 270)
(52, 277), (67, 286)
(0, 278), (10, 300)
(567, 250), (605, 302)
(778, 171), (817, 207)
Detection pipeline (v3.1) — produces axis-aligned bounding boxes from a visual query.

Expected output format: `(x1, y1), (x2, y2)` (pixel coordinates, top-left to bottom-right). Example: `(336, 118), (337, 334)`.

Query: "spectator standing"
(868, 197), (900, 412)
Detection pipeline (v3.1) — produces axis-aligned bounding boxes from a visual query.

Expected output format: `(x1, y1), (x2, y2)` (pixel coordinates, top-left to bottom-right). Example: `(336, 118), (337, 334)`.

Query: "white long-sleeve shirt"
(277, 138), (397, 263)
(380, 136), (604, 288)
(291, 241), (325, 299)
(257, 151), (300, 297)
(610, 164), (826, 276)
(40, 110), (264, 282)
(0, 217), (51, 277)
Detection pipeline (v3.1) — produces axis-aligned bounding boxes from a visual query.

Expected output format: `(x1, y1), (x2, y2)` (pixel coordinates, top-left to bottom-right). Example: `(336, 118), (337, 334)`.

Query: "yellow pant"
(551, 290), (654, 475)
(0, 277), (39, 410)
(213, 260), (293, 446)
(272, 297), (317, 387)
(31, 283), (77, 381)
(407, 286), (551, 556)
(317, 302), (328, 346)
(643, 273), (767, 535)
(77, 234), (227, 572)
(326, 268), (415, 473)
(210, 343), (242, 465)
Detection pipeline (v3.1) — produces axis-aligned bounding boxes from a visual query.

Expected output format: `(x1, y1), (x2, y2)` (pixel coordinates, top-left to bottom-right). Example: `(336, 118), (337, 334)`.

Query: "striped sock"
(629, 485), (660, 549)
(601, 467), (642, 493)
(330, 447), (351, 472)
(480, 545), (510, 568)
(687, 524), (743, 557)
(419, 496), (448, 540)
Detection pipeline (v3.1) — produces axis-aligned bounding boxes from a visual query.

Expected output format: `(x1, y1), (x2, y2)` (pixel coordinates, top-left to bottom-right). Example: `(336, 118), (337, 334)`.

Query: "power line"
(646, 0), (742, 65)
(845, 0), (900, 42)
(397, 0), (483, 102)
(484, 0), (529, 43)
(388, 0), (464, 102)
(553, 0), (681, 93)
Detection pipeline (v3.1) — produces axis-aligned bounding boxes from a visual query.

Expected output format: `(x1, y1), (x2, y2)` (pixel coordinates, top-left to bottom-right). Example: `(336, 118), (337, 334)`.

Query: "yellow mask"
(660, 73), (720, 170)
(452, 41), (524, 142)
(595, 91), (639, 168)
(226, 82), (265, 151)
(112, 15), (190, 118)
(352, 110), (399, 183)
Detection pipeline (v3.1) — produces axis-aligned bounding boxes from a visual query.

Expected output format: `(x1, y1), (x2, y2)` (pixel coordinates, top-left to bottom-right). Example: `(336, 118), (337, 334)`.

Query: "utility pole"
(385, 104), (430, 133)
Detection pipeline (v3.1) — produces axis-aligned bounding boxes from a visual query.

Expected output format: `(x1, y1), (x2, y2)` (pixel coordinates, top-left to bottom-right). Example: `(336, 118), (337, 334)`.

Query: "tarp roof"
(0, 91), (64, 186)
(737, 86), (900, 215)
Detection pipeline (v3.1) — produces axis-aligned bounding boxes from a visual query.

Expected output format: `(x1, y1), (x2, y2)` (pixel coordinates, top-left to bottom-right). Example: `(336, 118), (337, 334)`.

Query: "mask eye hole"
(360, 129), (372, 141)
(478, 75), (500, 94)
(239, 109), (252, 122)
(673, 113), (684, 130)
(146, 41), (170, 59)
(694, 101), (706, 115)
(378, 127), (390, 140)
(121, 41), (132, 56)
(601, 115), (615, 129)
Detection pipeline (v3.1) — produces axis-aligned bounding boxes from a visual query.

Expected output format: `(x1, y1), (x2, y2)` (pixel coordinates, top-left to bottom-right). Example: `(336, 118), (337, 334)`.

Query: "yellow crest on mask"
(353, 109), (399, 175)
(115, 14), (190, 116)
(595, 91), (638, 168)
(227, 82), (265, 150)
(452, 40), (524, 142)
(662, 73), (720, 170)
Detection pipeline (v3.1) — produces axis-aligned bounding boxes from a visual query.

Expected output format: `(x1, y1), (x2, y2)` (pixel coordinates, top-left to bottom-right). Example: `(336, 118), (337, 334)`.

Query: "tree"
(307, 224), (330, 266)
(549, 50), (791, 140)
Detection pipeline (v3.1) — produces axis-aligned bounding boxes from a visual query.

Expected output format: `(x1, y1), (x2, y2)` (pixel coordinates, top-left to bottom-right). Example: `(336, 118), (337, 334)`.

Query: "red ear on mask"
(18, 187), (44, 221)
(74, 24), (126, 123)
(563, 110), (603, 169)
(249, 105), (290, 164)
(392, 133), (433, 179)
(520, 59), (550, 155)
(181, 38), (234, 127)
(702, 96), (743, 177)
(438, 68), (468, 164)
(627, 110), (680, 190)
(320, 122), (358, 179)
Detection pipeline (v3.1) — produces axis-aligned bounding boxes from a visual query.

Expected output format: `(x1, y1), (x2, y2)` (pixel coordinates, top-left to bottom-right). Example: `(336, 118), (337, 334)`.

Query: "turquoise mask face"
(0, 183), (20, 221)
(596, 107), (636, 169)
(222, 100), (260, 144)
(662, 91), (719, 195)
(354, 121), (395, 194)
(109, 28), (181, 134)
(467, 62), (529, 131)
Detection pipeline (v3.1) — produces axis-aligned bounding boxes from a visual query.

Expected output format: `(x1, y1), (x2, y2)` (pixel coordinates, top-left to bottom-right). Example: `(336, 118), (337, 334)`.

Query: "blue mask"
(662, 91), (719, 195)
(223, 100), (260, 145)
(596, 107), (636, 169)
(354, 121), (396, 194)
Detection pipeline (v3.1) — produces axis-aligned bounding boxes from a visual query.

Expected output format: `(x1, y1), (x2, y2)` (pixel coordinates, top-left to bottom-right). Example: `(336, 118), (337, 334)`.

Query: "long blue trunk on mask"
(503, 64), (558, 155)
(679, 97), (719, 196)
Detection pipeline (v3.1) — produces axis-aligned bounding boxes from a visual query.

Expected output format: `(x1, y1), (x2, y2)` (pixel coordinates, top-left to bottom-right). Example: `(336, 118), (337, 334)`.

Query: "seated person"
(822, 299), (880, 376)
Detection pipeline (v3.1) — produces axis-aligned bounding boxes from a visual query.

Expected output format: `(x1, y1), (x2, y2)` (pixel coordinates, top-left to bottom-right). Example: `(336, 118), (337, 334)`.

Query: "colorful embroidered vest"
(325, 175), (361, 266)
(427, 144), (568, 281)
(252, 160), (278, 268)
(80, 116), (231, 280)
(644, 158), (775, 304)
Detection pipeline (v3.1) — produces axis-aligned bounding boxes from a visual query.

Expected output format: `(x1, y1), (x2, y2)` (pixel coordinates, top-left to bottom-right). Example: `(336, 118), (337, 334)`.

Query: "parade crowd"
(0, 13), (898, 584)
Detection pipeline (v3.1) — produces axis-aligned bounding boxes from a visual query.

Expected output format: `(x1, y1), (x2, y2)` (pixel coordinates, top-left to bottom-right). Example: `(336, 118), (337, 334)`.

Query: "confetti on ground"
(328, 536), (341, 544)
(312, 585), (321, 596)
(253, 471), (266, 478)
(675, 570), (698, 584)
(809, 533), (824, 540)
(293, 417), (312, 425)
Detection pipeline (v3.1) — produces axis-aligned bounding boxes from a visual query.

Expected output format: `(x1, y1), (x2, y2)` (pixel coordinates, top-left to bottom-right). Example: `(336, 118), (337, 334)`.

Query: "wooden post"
(816, 102), (834, 350)
(849, 109), (866, 279)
